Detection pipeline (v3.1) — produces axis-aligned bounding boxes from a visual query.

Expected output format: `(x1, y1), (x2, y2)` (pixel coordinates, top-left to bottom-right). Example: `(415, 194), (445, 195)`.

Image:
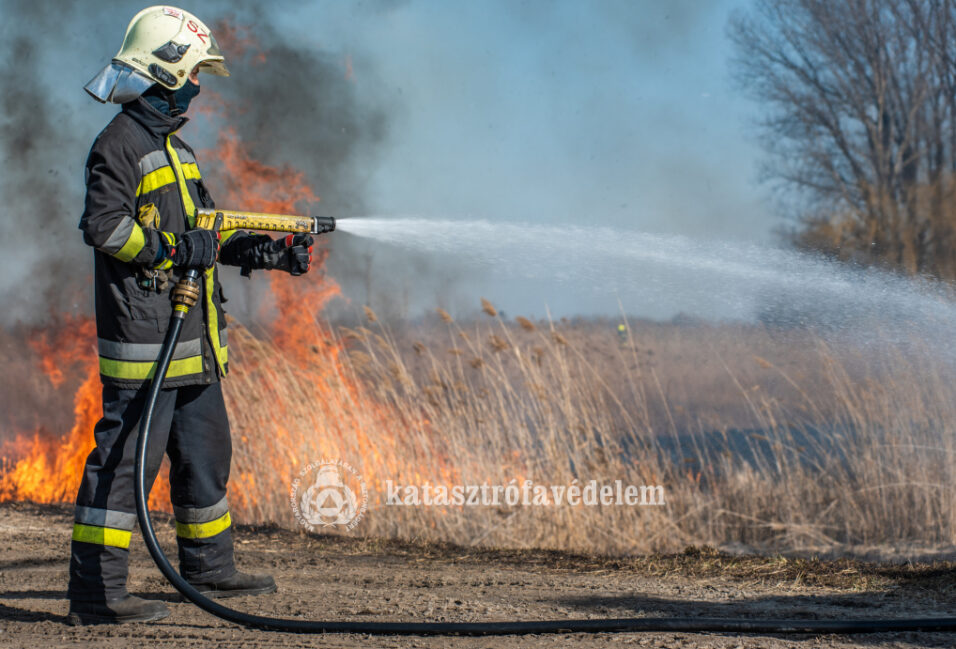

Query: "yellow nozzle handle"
(194, 209), (335, 235)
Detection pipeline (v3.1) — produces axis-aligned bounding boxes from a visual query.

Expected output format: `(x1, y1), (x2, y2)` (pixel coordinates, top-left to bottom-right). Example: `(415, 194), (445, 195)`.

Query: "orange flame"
(0, 318), (170, 510)
(0, 22), (458, 528)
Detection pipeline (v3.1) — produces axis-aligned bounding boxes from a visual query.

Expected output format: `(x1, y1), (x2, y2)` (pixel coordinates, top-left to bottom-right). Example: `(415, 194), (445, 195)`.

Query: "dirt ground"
(2, 503), (956, 648)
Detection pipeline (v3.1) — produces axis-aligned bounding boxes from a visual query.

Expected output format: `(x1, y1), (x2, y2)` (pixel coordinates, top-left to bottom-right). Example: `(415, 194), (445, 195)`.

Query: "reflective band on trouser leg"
(72, 523), (132, 549)
(176, 511), (231, 539)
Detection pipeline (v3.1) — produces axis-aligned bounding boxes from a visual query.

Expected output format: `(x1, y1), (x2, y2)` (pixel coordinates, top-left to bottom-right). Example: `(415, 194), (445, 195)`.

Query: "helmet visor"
(196, 32), (229, 77)
(84, 61), (155, 104)
(198, 58), (230, 77)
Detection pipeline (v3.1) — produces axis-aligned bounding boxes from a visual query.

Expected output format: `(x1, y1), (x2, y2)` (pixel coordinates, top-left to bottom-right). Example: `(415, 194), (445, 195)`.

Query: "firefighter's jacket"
(79, 97), (256, 388)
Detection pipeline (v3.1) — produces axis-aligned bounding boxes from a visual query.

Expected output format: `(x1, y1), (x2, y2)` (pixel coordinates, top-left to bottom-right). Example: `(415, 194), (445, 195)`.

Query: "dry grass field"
(219, 295), (956, 557)
(3, 292), (955, 558)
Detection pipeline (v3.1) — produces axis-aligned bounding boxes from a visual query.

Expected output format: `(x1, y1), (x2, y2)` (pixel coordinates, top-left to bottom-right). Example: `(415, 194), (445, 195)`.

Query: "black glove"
(259, 234), (314, 276)
(166, 229), (221, 269)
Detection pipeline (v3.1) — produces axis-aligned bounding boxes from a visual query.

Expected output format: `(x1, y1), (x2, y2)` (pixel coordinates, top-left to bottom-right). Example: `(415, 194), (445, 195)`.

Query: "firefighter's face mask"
(169, 78), (200, 116)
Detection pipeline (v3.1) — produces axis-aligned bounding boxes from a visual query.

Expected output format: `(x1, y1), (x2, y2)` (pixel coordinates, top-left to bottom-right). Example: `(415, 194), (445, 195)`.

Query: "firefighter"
(617, 323), (628, 345)
(69, 6), (315, 625)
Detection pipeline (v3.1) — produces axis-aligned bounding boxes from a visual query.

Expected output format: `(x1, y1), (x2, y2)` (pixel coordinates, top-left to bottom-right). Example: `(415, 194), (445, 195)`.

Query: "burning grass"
(3, 62), (954, 554)
(4, 295), (956, 558)
(326, 306), (956, 556)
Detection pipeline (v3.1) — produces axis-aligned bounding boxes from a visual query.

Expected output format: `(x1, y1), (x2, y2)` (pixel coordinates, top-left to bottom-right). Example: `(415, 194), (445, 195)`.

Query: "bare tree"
(730, 0), (956, 278)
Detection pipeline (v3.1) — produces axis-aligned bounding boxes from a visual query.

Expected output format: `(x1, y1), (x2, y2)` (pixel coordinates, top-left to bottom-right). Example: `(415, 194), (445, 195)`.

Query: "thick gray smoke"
(0, 0), (393, 325)
(0, 1), (773, 324)
(0, 2), (89, 320)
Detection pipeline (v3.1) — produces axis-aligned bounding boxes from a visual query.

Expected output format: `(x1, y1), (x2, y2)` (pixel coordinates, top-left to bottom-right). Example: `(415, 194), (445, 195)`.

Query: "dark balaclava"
(141, 81), (201, 117)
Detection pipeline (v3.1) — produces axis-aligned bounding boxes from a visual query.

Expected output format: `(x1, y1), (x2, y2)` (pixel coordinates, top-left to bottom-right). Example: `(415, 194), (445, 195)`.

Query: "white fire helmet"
(84, 6), (229, 104)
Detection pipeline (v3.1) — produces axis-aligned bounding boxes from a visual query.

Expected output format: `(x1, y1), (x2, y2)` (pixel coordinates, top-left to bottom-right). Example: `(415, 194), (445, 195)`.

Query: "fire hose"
(133, 212), (956, 635)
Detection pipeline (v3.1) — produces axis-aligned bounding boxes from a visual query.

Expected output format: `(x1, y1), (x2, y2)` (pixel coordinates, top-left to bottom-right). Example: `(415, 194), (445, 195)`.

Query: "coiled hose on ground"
(133, 269), (956, 635)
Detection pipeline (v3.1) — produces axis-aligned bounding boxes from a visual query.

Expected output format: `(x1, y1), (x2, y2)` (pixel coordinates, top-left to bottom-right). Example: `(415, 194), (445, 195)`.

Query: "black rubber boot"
(67, 595), (170, 625)
(188, 571), (277, 599)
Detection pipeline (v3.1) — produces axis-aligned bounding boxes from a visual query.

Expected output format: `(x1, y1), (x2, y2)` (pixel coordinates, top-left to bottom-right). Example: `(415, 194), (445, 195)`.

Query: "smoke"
(0, 1), (765, 325)
(271, 1), (765, 320)
(0, 1), (90, 321)
(201, 8), (388, 215)
(0, 0), (394, 325)
(186, 5), (394, 323)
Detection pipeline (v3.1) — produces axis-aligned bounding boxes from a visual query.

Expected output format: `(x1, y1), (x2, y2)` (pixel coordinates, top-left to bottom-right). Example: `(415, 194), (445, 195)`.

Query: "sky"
(279, 0), (769, 242)
(0, 0), (777, 323)
(270, 0), (774, 319)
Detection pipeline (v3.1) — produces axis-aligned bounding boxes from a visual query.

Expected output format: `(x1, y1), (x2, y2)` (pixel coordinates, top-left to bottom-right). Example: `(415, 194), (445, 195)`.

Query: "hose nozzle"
(311, 216), (336, 234)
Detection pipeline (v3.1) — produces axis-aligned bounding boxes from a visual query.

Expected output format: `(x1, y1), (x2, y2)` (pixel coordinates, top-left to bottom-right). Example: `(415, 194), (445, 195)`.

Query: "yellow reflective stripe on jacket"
(72, 523), (132, 549)
(220, 229), (238, 244)
(181, 162), (201, 181)
(205, 267), (228, 375)
(166, 136), (228, 376)
(175, 511), (231, 539)
(136, 166), (177, 196)
(99, 355), (204, 381)
(112, 222), (146, 262)
(165, 138), (197, 226)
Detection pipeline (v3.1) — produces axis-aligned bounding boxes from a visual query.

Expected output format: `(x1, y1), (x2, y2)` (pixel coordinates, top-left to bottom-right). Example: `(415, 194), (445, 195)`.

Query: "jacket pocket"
(112, 276), (169, 324)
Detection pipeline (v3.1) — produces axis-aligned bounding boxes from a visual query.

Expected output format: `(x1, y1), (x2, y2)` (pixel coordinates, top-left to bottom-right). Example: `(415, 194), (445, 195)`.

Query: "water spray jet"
(132, 214), (956, 635)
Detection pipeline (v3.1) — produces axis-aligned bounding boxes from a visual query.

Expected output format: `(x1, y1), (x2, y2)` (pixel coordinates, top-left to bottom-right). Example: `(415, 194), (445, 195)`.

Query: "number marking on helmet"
(186, 20), (209, 44)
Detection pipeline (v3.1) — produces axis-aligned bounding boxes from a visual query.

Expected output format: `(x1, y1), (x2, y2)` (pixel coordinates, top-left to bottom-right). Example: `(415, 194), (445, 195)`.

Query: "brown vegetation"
(224, 299), (956, 557)
(5, 299), (955, 558)
(731, 0), (956, 277)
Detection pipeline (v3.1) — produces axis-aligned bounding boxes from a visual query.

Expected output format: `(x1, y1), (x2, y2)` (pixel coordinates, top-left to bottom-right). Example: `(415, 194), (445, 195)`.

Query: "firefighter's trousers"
(68, 382), (235, 602)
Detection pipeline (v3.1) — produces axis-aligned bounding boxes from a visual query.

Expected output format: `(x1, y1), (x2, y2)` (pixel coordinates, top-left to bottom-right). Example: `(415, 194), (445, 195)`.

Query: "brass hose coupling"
(171, 270), (202, 318)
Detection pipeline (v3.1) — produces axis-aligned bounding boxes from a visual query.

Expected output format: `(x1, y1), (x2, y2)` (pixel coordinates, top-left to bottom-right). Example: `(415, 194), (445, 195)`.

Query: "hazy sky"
(265, 0), (775, 318)
(0, 0), (779, 322)
(276, 0), (769, 243)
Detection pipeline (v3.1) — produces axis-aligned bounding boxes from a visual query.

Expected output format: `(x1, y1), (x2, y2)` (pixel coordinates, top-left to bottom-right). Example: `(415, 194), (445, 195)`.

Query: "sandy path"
(1, 503), (953, 648)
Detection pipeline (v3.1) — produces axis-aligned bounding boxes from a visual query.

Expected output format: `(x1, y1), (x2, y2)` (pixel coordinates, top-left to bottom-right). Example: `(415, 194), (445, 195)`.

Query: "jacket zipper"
(165, 136), (216, 382)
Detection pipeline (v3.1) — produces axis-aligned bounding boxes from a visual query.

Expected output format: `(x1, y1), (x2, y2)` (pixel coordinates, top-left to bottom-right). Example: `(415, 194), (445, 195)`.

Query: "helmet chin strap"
(166, 89), (183, 117)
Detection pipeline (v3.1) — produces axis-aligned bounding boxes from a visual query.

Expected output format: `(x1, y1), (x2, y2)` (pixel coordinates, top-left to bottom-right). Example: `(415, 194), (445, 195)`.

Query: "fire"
(0, 317), (170, 510)
(207, 132), (459, 522)
(211, 21), (266, 65)
(0, 21), (458, 530)
(0, 127), (454, 531)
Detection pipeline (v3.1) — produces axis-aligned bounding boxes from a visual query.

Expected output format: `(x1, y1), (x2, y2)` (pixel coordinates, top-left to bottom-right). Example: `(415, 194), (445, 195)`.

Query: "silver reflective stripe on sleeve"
(74, 505), (137, 531)
(139, 150), (170, 175)
(173, 496), (230, 523)
(98, 337), (203, 362)
(173, 147), (197, 165)
(98, 216), (137, 255)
